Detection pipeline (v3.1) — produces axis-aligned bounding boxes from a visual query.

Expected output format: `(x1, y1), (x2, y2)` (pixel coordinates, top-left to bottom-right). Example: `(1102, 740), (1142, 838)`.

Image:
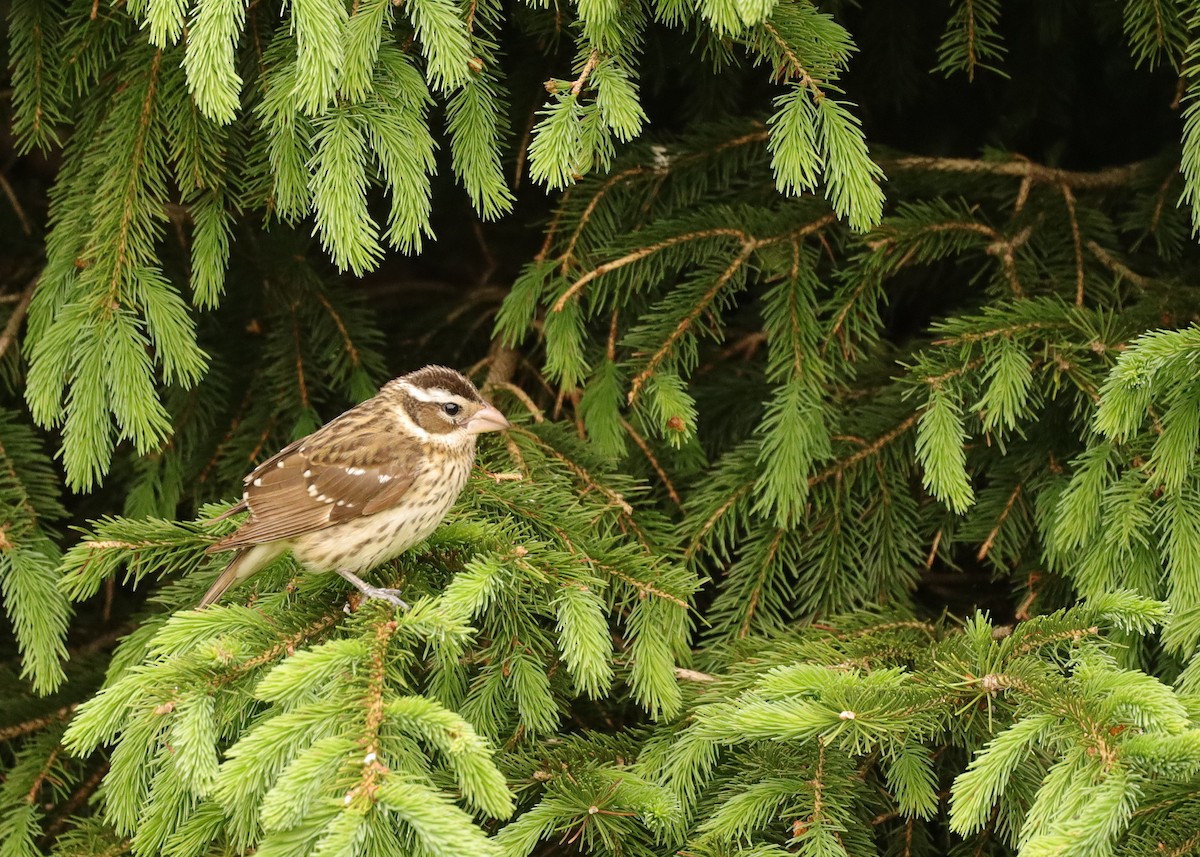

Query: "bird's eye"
(442, 402), (461, 417)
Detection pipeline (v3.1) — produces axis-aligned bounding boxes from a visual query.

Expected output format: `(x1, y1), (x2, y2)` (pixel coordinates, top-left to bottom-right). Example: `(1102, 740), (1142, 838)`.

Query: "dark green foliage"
(5, 3), (1200, 857)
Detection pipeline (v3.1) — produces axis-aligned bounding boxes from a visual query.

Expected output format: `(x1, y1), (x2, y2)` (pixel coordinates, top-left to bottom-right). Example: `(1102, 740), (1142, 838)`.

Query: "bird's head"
(384, 366), (510, 445)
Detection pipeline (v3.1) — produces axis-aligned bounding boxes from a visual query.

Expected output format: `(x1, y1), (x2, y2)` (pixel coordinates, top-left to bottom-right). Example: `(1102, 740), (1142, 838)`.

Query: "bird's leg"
(335, 569), (410, 610)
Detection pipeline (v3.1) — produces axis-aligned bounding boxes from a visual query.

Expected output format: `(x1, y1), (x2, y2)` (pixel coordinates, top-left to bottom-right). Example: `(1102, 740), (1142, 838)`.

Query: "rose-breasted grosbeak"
(201, 366), (510, 608)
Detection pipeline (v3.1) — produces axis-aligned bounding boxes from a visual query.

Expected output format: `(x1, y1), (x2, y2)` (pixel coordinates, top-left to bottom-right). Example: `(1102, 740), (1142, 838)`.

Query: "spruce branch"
(880, 154), (1151, 189)
(1061, 183), (1086, 305)
(553, 227), (752, 313)
(619, 416), (683, 508)
(624, 215), (837, 404)
(0, 704), (77, 742)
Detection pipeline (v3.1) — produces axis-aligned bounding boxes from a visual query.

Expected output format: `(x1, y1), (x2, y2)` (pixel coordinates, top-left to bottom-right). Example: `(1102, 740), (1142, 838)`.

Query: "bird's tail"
(198, 543), (282, 608)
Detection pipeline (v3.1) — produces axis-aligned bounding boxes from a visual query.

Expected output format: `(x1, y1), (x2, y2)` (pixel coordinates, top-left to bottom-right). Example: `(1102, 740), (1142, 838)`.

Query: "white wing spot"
(336, 500), (346, 506)
(253, 477), (263, 487)
(378, 474), (392, 483)
(347, 467), (366, 476)
(307, 484), (319, 497)
(276, 460), (285, 469)
(303, 469), (312, 477)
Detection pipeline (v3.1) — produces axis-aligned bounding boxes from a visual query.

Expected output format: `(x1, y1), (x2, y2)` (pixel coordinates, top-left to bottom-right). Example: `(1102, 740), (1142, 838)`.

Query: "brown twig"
(595, 560), (689, 608)
(24, 745), (61, 803)
(626, 216), (837, 404)
(343, 617), (399, 807)
(739, 528), (785, 638)
(879, 155), (1148, 190)
(1060, 184), (1085, 305)
(976, 483), (1022, 562)
(510, 426), (631, 513)
(0, 172), (32, 236)
(1085, 240), (1151, 289)
(40, 762), (109, 842)
(311, 290), (362, 370)
(558, 166), (649, 275)
(212, 611), (343, 687)
(674, 667), (717, 682)
(553, 227), (751, 313)
(0, 704), (77, 742)
(569, 51), (600, 96)
(619, 417), (682, 508)
(628, 244), (757, 404)
(808, 412), (922, 488)
(484, 341), (520, 389)
(0, 275), (38, 361)
(105, 50), (164, 311)
(492, 380), (545, 423)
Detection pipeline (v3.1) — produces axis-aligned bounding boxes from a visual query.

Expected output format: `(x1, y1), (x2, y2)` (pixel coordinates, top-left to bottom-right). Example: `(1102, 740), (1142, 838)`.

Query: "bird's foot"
(335, 569), (410, 610)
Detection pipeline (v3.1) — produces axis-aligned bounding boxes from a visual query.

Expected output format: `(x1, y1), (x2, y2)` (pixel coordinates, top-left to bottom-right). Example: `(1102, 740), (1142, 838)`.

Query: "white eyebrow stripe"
(405, 385), (472, 404)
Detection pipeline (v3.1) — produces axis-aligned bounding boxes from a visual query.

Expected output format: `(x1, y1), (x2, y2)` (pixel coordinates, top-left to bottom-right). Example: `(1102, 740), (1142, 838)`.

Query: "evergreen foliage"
(5, 3), (1200, 857)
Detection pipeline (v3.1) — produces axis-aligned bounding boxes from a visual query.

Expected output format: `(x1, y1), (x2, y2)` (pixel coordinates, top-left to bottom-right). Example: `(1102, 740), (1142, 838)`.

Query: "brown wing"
(208, 422), (421, 551)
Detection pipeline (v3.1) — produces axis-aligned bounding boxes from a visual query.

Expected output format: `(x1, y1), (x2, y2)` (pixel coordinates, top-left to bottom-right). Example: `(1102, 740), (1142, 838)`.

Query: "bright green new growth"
(10, 4), (1200, 857)
(15, 0), (884, 490)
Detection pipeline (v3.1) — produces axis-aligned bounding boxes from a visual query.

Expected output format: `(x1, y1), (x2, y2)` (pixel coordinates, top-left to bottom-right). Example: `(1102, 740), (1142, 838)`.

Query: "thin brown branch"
(106, 49), (163, 310)
(512, 100), (538, 191)
(879, 155), (1149, 189)
(492, 380), (545, 423)
(559, 166), (649, 274)
(213, 611), (342, 687)
(1085, 240), (1151, 289)
(552, 227), (751, 313)
(931, 321), (1061, 346)
(40, 762), (108, 842)
(685, 482), (755, 560)
(923, 358), (987, 389)
(620, 417), (682, 508)
(0, 275), (38, 361)
(345, 617), (399, 807)
(1161, 828), (1200, 857)
(626, 216), (836, 404)
(311, 290), (361, 369)
(687, 414), (920, 561)
(739, 528), (785, 638)
(0, 172), (32, 236)
(569, 50), (601, 96)
(483, 341), (520, 389)
(628, 243), (756, 404)
(976, 483), (1022, 562)
(290, 306), (309, 409)
(25, 745), (61, 803)
(674, 667), (717, 682)
(763, 21), (824, 96)
(809, 412), (922, 488)
(924, 528), (942, 570)
(1060, 184), (1085, 305)
(534, 191), (569, 260)
(514, 426), (631, 511)
(0, 704), (77, 741)
(822, 276), (875, 358)
(595, 560), (689, 608)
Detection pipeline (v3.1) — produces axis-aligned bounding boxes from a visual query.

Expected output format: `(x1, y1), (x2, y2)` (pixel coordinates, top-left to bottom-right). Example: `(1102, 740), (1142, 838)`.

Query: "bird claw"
(362, 586), (410, 610)
(335, 569), (410, 610)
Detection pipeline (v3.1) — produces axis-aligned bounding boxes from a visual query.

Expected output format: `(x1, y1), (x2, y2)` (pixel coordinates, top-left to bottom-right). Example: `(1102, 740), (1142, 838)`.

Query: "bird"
(200, 365), (511, 608)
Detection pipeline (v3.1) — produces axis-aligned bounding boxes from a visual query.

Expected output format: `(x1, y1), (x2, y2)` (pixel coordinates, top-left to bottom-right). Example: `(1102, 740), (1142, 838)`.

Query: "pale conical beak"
(465, 403), (511, 434)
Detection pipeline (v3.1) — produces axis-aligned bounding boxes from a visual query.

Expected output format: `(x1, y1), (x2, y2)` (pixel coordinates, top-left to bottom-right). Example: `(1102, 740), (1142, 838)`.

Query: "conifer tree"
(5, 2), (1200, 857)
